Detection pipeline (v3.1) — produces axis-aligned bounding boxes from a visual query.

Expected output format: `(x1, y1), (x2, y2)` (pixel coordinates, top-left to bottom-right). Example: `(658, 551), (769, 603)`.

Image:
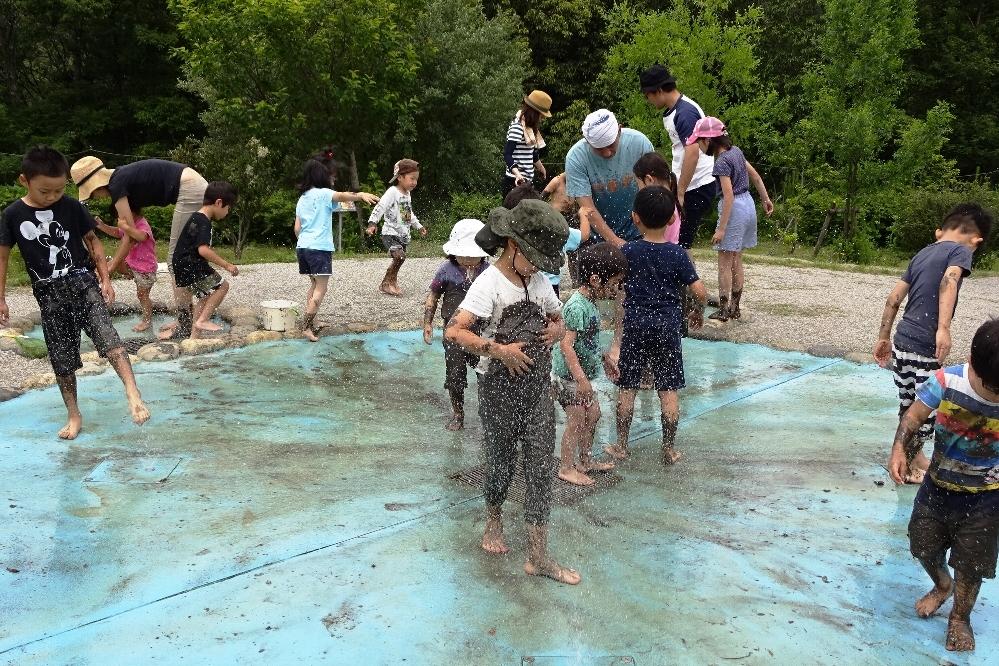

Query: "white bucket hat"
(442, 219), (488, 257)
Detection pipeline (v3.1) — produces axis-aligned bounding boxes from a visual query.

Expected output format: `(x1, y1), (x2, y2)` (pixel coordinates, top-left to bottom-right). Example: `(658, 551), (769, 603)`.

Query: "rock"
(0, 337), (20, 353)
(228, 316), (260, 329)
(223, 335), (247, 350)
(80, 351), (107, 365)
(807, 344), (849, 359)
(77, 361), (106, 377)
(179, 338), (227, 355)
(224, 306), (259, 321)
(689, 326), (728, 342)
(245, 330), (283, 345)
(7, 317), (34, 332)
(21, 372), (56, 390)
(844, 351), (872, 365)
(14, 337), (48, 359)
(318, 325), (347, 338)
(0, 387), (22, 402)
(229, 325), (258, 337)
(282, 329), (305, 340)
(27, 310), (42, 326)
(387, 321), (418, 331)
(346, 322), (377, 333)
(136, 342), (181, 362)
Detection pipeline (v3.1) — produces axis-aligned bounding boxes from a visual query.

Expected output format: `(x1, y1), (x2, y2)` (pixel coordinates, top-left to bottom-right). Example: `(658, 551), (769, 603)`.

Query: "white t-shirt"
(662, 95), (715, 192)
(457, 265), (562, 374)
(367, 185), (422, 241)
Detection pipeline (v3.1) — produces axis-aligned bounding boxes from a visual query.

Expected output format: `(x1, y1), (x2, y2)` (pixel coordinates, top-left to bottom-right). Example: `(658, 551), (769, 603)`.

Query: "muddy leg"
(523, 523), (581, 585)
(482, 503), (509, 554)
(659, 390), (682, 465)
(606, 388), (636, 460)
(106, 347), (150, 426)
(559, 405), (594, 486)
(946, 571), (981, 651)
(446, 387), (465, 431)
(55, 373), (83, 440)
(915, 551), (953, 618)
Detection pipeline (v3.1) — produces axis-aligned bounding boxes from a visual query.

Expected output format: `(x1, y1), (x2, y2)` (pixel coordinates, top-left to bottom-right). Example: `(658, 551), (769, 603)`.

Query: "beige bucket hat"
(70, 156), (115, 202)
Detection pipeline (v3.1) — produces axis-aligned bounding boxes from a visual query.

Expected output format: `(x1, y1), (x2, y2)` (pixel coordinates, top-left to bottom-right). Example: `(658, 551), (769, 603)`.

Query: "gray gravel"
(2, 256), (997, 392)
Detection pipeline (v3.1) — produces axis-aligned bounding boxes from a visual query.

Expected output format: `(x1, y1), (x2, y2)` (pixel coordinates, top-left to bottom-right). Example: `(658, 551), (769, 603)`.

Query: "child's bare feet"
(559, 467), (594, 486)
(194, 320), (222, 332)
(662, 446), (684, 465)
(481, 517), (509, 554)
(157, 321), (178, 340)
(133, 320), (151, 333)
(128, 396), (150, 425)
(905, 467), (926, 484)
(915, 580), (953, 618)
(946, 615), (975, 651)
(579, 460), (615, 473)
(603, 444), (629, 460)
(389, 283), (403, 296)
(524, 558), (581, 585)
(378, 283), (394, 296)
(445, 414), (463, 431)
(58, 415), (83, 440)
(303, 328), (319, 342)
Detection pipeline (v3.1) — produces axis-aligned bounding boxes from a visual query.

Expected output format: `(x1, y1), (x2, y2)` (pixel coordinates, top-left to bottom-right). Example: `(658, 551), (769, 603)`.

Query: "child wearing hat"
(366, 159), (426, 296)
(423, 218), (490, 430)
(445, 200), (581, 585)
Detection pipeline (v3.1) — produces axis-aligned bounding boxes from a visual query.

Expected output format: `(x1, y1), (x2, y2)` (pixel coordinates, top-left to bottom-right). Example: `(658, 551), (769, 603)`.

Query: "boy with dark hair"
(552, 242), (627, 485)
(0, 146), (149, 439)
(874, 203), (991, 482)
(170, 181), (239, 339)
(888, 318), (999, 652)
(605, 186), (707, 465)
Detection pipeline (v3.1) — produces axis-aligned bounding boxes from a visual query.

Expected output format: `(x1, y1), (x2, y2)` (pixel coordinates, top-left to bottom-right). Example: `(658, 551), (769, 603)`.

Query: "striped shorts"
(891, 343), (940, 439)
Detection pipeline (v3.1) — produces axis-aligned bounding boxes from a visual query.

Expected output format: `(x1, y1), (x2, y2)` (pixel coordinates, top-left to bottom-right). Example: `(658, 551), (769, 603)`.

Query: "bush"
(890, 183), (999, 258)
(0, 184), (24, 209)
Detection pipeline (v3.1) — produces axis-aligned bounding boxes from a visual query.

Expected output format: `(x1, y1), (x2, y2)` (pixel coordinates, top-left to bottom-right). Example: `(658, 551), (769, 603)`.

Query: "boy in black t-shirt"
(170, 182), (238, 339)
(0, 146), (149, 439)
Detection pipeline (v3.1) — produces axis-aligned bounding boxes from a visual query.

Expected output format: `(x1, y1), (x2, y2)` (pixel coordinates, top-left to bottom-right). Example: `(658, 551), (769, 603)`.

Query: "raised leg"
(55, 373), (83, 439)
(105, 347), (150, 426)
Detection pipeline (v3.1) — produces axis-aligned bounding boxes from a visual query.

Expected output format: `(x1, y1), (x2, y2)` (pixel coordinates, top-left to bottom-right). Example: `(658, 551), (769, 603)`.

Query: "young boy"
(552, 242), (627, 486)
(366, 159), (426, 296)
(887, 318), (999, 653)
(874, 204), (991, 482)
(604, 186), (707, 465)
(445, 199), (581, 585)
(170, 182), (239, 339)
(0, 146), (149, 439)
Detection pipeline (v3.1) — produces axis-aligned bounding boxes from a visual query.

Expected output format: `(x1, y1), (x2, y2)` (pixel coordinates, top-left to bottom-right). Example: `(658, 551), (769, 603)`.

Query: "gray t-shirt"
(712, 146), (749, 195)
(894, 241), (973, 357)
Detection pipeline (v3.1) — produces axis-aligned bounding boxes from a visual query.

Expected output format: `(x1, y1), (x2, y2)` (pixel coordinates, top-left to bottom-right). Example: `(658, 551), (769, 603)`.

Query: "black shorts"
(381, 235), (408, 256)
(909, 480), (999, 578)
(443, 340), (477, 391)
(679, 181), (718, 249)
(617, 325), (685, 391)
(297, 248), (333, 276)
(32, 271), (123, 376)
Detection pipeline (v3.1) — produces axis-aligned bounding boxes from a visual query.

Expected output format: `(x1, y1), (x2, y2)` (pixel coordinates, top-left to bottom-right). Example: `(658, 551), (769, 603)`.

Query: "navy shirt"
(622, 240), (700, 329)
(713, 146), (750, 195)
(894, 241), (973, 357)
(171, 212), (215, 287)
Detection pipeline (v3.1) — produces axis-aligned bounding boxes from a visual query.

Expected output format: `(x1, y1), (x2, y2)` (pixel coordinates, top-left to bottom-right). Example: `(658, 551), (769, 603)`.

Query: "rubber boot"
(730, 290), (743, 320)
(709, 295), (730, 322)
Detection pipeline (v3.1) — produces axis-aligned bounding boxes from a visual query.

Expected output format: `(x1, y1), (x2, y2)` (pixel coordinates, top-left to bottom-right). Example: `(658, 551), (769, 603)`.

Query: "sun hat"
(685, 116), (727, 145)
(581, 109), (620, 150)
(474, 200), (569, 274)
(442, 218), (489, 257)
(389, 158), (419, 183)
(71, 156), (115, 202)
(639, 63), (676, 93)
(523, 90), (553, 118)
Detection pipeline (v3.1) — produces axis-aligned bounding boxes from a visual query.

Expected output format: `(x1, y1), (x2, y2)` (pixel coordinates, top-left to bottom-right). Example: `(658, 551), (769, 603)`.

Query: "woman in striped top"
(502, 90), (552, 196)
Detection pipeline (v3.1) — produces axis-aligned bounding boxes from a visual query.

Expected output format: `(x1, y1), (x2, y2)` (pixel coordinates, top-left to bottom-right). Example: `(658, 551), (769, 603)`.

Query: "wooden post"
(812, 203), (837, 258)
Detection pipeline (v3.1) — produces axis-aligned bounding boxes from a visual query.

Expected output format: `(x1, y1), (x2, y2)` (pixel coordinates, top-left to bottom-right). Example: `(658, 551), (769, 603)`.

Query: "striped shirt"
(504, 119), (538, 180)
(917, 364), (999, 492)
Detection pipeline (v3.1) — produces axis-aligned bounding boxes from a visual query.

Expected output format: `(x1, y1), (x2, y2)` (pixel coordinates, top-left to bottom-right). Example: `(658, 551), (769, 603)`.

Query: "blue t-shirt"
(296, 188), (336, 251)
(565, 128), (654, 242)
(621, 240), (699, 330)
(713, 146), (750, 195)
(894, 241), (973, 357)
(544, 227), (582, 285)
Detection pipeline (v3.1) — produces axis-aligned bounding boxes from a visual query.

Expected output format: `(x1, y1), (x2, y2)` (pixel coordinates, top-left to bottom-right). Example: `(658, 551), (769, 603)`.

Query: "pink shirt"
(110, 216), (158, 274)
(665, 206), (680, 244)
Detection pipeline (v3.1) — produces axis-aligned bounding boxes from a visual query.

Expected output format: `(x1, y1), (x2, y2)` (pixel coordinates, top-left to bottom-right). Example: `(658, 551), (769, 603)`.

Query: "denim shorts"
(296, 248), (333, 276)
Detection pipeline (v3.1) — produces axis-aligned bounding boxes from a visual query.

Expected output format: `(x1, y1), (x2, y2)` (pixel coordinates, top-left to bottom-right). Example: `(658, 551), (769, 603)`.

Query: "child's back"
(621, 239), (697, 329)
(895, 240), (973, 357)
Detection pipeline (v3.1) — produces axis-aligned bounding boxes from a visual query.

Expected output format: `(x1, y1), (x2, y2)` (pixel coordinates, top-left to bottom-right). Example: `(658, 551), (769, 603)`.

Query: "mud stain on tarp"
(384, 498), (441, 511)
(321, 601), (357, 638)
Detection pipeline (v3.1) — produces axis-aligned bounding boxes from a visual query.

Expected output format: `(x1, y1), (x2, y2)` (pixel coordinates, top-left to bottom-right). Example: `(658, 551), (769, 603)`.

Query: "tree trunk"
(843, 162), (858, 238)
(812, 203), (837, 258)
(349, 149), (367, 234)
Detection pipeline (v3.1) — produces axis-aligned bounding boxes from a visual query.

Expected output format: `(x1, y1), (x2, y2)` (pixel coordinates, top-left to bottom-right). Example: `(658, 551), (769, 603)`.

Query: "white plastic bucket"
(260, 300), (299, 332)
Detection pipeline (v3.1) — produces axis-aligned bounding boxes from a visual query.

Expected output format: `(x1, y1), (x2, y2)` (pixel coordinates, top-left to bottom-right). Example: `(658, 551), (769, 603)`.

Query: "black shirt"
(108, 159), (186, 208)
(171, 212), (214, 286)
(0, 197), (96, 284)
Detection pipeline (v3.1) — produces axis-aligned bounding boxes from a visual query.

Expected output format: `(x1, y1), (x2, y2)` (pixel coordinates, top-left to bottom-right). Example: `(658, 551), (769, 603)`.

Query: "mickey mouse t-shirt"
(0, 197), (96, 284)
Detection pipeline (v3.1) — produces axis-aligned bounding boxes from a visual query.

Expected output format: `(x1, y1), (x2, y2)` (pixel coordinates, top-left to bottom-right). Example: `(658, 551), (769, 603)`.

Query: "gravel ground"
(2, 256), (997, 393)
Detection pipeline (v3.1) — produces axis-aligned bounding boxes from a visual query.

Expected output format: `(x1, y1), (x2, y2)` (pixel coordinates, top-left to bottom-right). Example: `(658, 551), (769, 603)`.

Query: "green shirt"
(552, 291), (602, 380)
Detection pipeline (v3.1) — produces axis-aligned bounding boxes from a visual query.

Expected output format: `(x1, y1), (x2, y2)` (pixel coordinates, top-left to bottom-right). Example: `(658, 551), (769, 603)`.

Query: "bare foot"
(603, 444), (629, 460)
(481, 518), (509, 554)
(132, 320), (151, 333)
(156, 325), (177, 341)
(913, 450), (931, 472)
(194, 320), (222, 332)
(946, 615), (975, 651)
(524, 558), (581, 585)
(303, 328), (319, 342)
(389, 283), (403, 296)
(905, 467), (926, 484)
(378, 283), (394, 296)
(128, 396), (150, 425)
(445, 415), (463, 431)
(579, 460), (615, 473)
(915, 581), (953, 618)
(662, 447), (684, 466)
(58, 415), (83, 440)
(559, 467), (595, 486)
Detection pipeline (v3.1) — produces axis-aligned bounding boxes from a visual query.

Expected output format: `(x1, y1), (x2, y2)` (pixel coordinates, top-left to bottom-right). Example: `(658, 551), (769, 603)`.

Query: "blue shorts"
(713, 191), (758, 252)
(297, 248), (333, 276)
(617, 326), (685, 391)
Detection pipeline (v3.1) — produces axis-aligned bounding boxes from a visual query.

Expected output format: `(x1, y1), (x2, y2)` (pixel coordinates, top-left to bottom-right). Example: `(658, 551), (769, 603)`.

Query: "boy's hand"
(688, 307), (704, 331)
(711, 229), (726, 245)
(887, 442), (908, 485)
(873, 339), (892, 368)
(935, 327), (951, 363)
(228, 264), (239, 277)
(100, 279), (116, 306)
(541, 319), (565, 345)
(575, 377), (594, 403)
(419, 227), (428, 237)
(366, 225), (377, 236)
(602, 348), (620, 383)
(0, 298), (9, 326)
(423, 325), (433, 345)
(497, 342), (533, 376)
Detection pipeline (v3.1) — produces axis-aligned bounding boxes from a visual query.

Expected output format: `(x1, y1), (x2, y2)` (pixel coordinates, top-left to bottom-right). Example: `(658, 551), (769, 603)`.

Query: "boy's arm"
(82, 230), (115, 305)
(687, 279), (708, 330)
(94, 216), (123, 238)
(746, 162), (774, 216)
(873, 280), (909, 367)
(0, 245), (10, 325)
(887, 399), (934, 484)
(577, 207), (591, 242)
(575, 196), (622, 247)
(445, 309), (533, 376)
(197, 244), (238, 276)
(935, 265), (963, 363)
(676, 143), (701, 206)
(422, 291), (440, 344)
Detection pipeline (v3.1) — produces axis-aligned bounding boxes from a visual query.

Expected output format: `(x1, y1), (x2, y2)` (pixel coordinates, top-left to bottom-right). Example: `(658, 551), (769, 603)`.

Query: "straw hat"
(71, 156), (114, 202)
(523, 90), (553, 118)
(442, 219), (489, 257)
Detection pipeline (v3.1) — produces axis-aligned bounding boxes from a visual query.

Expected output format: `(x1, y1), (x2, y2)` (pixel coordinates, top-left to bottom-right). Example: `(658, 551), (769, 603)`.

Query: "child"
(423, 218), (490, 431)
(632, 152), (682, 246)
(504, 184), (590, 297)
(874, 203), (990, 483)
(0, 146), (149, 439)
(445, 200), (580, 585)
(887, 318), (999, 653)
(95, 207), (158, 332)
(366, 159), (426, 296)
(542, 173), (583, 286)
(170, 181), (239, 339)
(552, 242), (627, 486)
(295, 159), (380, 341)
(687, 117), (773, 321)
(604, 186), (707, 465)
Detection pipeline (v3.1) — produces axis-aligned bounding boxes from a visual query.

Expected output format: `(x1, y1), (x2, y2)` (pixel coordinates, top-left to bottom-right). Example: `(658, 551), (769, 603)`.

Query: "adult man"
(640, 64), (717, 250)
(565, 109), (654, 248)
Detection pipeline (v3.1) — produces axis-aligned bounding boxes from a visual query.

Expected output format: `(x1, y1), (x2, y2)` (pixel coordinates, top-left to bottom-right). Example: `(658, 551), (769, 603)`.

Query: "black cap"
(639, 63), (676, 92)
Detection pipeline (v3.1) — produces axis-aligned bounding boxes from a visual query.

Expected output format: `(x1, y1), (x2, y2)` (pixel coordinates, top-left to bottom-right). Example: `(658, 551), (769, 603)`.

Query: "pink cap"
(685, 116), (727, 145)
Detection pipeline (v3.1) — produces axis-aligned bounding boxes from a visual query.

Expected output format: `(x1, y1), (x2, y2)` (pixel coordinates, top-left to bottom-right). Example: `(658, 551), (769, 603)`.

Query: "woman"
(502, 90), (552, 196)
